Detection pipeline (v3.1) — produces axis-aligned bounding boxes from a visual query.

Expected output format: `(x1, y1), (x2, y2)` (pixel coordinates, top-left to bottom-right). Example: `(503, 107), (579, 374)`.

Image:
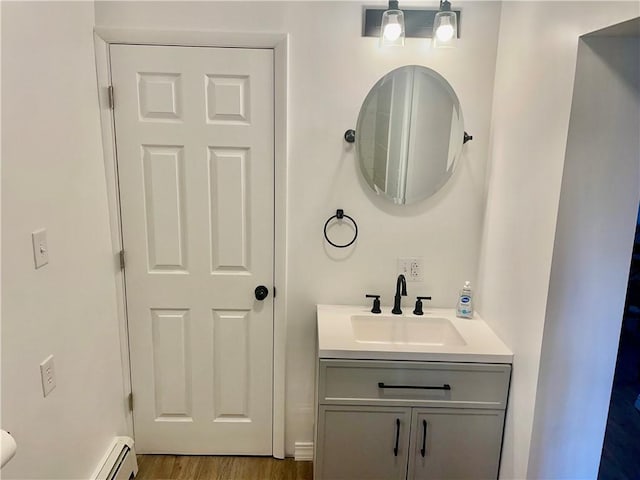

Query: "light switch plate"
(39, 355), (56, 397)
(32, 229), (49, 269)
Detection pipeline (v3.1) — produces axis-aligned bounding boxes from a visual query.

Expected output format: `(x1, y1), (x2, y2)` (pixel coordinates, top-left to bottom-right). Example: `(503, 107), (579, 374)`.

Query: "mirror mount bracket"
(344, 129), (356, 143)
(347, 128), (471, 144)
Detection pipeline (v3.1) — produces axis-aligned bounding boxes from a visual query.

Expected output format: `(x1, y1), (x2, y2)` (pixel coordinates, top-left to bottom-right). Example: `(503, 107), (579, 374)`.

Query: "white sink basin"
(317, 305), (513, 363)
(351, 315), (467, 346)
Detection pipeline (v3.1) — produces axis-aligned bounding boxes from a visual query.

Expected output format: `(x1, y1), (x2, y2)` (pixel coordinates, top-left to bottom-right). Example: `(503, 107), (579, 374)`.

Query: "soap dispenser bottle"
(456, 281), (473, 318)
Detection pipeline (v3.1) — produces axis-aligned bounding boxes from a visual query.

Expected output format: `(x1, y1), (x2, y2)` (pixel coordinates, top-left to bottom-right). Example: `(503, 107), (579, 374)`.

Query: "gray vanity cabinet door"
(407, 408), (505, 480)
(316, 405), (412, 480)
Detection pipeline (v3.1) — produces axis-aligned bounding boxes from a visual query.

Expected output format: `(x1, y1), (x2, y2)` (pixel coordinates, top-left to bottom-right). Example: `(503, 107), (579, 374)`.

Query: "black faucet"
(392, 274), (407, 314)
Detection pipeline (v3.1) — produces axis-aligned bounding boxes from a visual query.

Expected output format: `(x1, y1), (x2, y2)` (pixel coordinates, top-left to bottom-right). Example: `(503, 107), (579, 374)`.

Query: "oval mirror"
(355, 65), (465, 205)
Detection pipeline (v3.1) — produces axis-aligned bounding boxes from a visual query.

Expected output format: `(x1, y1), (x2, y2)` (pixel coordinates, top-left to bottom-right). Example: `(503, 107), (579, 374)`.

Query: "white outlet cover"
(410, 258), (424, 282)
(397, 257), (424, 282)
(39, 355), (56, 397)
(32, 229), (49, 269)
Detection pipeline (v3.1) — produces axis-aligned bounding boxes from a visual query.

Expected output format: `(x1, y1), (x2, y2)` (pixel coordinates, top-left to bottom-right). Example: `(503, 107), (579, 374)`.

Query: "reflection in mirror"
(356, 65), (465, 205)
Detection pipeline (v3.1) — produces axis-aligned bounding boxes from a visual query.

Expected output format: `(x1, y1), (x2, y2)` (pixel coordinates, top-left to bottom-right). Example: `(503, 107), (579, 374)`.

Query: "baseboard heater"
(93, 436), (138, 480)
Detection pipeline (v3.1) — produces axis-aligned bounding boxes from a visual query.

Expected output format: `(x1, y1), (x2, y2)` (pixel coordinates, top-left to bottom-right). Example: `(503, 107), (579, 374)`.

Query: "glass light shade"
(432, 11), (457, 47)
(380, 9), (405, 47)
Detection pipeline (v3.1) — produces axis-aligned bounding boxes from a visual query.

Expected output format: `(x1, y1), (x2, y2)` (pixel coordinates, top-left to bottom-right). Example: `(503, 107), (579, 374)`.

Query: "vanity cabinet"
(314, 359), (511, 480)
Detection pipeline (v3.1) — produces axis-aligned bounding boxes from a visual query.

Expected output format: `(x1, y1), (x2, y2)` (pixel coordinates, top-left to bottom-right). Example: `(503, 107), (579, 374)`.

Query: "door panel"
(142, 145), (187, 271)
(209, 147), (250, 271)
(151, 308), (192, 420)
(110, 44), (274, 454)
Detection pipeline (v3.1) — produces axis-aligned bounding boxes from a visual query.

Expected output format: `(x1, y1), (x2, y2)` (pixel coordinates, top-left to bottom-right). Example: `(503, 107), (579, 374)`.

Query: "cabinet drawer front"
(318, 360), (511, 409)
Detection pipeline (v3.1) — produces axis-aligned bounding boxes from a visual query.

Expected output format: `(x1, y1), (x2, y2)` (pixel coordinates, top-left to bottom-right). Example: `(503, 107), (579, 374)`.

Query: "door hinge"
(273, 286), (276, 298)
(108, 85), (114, 110)
(119, 250), (125, 270)
(127, 392), (134, 412)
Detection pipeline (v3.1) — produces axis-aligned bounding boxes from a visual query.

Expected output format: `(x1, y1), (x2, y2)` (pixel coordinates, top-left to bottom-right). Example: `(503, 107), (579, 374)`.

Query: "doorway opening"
(598, 207), (640, 480)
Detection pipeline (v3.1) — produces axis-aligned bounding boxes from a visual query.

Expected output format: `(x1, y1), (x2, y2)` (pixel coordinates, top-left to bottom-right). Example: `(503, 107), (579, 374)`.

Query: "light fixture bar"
(362, 7), (461, 38)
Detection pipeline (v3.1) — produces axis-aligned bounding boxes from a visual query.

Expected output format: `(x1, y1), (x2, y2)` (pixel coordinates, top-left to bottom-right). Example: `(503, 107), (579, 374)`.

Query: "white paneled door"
(110, 45), (274, 454)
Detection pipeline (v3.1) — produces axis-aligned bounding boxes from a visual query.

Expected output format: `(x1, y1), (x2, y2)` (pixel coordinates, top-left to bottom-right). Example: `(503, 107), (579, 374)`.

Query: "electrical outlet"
(39, 355), (56, 397)
(397, 257), (424, 282)
(410, 259), (423, 281)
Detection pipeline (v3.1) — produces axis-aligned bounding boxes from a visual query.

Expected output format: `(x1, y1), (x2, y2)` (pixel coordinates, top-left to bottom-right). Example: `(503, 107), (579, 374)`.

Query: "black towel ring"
(324, 209), (358, 248)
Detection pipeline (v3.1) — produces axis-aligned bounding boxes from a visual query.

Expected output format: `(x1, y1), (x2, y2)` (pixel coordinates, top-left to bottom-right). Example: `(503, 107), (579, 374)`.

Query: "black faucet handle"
(413, 296), (432, 316)
(366, 294), (382, 314)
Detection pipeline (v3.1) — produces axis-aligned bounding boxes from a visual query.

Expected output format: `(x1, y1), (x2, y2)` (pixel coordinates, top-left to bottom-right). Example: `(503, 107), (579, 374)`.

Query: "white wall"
(1, 2), (128, 478)
(528, 32), (640, 479)
(476, 3), (640, 478)
(94, 0), (502, 455)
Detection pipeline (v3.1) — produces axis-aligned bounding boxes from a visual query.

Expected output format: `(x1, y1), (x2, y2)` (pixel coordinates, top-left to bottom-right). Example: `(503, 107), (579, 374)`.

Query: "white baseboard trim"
(294, 442), (314, 461)
(92, 436), (137, 480)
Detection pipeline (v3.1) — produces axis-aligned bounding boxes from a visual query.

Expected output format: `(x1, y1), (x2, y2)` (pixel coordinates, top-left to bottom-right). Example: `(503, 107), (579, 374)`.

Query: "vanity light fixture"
(433, 0), (458, 47)
(362, 2), (461, 46)
(380, 0), (405, 47)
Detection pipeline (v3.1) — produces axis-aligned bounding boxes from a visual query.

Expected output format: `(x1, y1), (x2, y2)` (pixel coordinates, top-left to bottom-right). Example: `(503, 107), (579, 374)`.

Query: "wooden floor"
(135, 455), (313, 480)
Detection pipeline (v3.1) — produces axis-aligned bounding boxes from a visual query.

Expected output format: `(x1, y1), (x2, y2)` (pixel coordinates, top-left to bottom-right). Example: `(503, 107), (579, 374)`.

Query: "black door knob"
(255, 285), (269, 301)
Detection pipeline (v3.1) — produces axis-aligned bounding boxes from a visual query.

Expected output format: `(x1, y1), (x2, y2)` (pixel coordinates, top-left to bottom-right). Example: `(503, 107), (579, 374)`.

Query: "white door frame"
(93, 27), (288, 459)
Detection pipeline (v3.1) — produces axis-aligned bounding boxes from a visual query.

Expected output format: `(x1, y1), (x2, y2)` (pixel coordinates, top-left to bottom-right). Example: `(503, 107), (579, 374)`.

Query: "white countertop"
(317, 304), (513, 363)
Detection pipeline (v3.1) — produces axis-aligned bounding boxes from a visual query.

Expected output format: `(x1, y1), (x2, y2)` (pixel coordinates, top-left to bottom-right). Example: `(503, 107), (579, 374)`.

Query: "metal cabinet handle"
(378, 382), (451, 391)
(420, 420), (427, 457)
(394, 418), (400, 456)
